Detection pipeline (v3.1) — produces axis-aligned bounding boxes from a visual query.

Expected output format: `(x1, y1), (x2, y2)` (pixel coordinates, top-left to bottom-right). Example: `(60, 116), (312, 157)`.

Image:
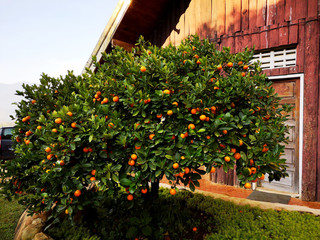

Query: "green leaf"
(132, 110), (139, 116)
(89, 135), (94, 142)
(110, 173), (119, 182)
(120, 178), (132, 186)
(189, 182), (195, 191)
(126, 226), (139, 238)
(142, 226), (152, 236)
(70, 142), (76, 151)
(197, 128), (206, 133)
(165, 155), (173, 160)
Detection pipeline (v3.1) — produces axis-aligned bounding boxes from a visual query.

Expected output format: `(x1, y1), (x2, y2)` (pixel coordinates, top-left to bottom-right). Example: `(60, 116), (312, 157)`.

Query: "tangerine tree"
(0, 35), (290, 218)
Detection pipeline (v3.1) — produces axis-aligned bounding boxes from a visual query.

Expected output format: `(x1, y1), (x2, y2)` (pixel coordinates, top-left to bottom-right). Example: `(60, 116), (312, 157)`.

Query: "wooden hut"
(84, 0), (320, 201)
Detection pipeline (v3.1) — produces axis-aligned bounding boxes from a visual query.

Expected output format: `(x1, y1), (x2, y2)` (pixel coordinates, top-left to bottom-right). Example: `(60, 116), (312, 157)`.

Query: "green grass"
(0, 196), (25, 240)
(46, 189), (320, 240)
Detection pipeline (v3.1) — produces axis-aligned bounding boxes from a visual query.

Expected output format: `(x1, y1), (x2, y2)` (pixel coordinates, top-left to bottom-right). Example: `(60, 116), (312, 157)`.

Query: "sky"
(0, 0), (119, 123)
(0, 0), (119, 85)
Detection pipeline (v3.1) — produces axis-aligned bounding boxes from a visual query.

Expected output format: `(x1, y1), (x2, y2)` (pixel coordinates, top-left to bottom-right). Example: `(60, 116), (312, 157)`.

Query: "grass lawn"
(0, 196), (25, 240)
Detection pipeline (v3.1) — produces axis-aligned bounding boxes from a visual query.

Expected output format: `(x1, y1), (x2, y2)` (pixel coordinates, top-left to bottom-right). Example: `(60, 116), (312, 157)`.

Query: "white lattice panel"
(251, 48), (296, 70)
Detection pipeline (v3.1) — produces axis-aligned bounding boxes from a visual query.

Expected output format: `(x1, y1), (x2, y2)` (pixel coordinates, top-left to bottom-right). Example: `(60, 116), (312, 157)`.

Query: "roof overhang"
(83, 0), (172, 73)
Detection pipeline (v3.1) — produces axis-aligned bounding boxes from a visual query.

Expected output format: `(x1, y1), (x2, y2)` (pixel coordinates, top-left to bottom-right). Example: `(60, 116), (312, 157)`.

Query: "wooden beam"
(112, 39), (135, 51)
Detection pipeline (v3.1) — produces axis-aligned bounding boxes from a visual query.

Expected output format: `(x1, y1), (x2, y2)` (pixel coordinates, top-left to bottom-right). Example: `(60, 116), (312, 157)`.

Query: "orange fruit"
(101, 98), (109, 104)
(173, 163), (179, 169)
(224, 156), (231, 162)
(217, 64), (222, 70)
(90, 177), (96, 182)
(45, 147), (51, 153)
(131, 154), (137, 160)
(66, 111), (73, 116)
(241, 72), (246, 77)
(172, 102), (178, 106)
(190, 140), (194, 143)
(193, 227), (198, 232)
(169, 189), (176, 195)
(65, 209), (69, 214)
(251, 167), (257, 174)
(196, 60), (201, 64)
(52, 128), (58, 133)
(199, 115), (206, 121)
(141, 188), (148, 194)
(163, 89), (170, 94)
(230, 102), (235, 108)
(140, 66), (146, 72)
(91, 169), (96, 175)
(25, 140), (31, 145)
(147, 50), (152, 55)
(230, 148), (237, 153)
(47, 154), (53, 160)
(238, 61), (243, 65)
(113, 96), (119, 102)
(243, 65), (249, 70)
(206, 136), (211, 139)
(127, 194), (134, 201)
(55, 118), (62, 124)
(222, 130), (228, 135)
(135, 145), (141, 150)
(83, 147), (89, 153)
(191, 109), (197, 114)
(180, 156), (185, 160)
(167, 110), (173, 116)
(259, 174), (265, 180)
(108, 123), (114, 128)
(74, 190), (81, 197)
(205, 117), (210, 122)
(188, 124), (195, 130)
(31, 99), (36, 104)
(16, 137), (21, 142)
(184, 167), (190, 174)
(234, 153), (241, 160)
(210, 166), (216, 173)
(244, 183), (251, 189)
(156, 114), (162, 118)
(128, 160), (135, 166)
(149, 134), (155, 140)
(71, 122), (77, 128)
(227, 62), (233, 67)
(239, 140), (243, 146)
(249, 159), (254, 166)
(59, 160), (65, 166)
(211, 106), (217, 111)
(180, 133), (186, 139)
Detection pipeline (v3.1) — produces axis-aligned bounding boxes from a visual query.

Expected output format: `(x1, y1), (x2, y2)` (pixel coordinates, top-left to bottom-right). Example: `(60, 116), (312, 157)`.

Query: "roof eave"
(82, 0), (132, 74)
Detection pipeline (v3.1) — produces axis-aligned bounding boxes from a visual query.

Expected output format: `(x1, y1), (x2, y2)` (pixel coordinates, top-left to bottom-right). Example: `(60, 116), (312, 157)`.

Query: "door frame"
(268, 73), (304, 198)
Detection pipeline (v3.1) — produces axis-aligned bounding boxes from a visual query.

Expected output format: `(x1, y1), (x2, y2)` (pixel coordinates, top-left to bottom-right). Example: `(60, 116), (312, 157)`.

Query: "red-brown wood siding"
(148, 0), (320, 201)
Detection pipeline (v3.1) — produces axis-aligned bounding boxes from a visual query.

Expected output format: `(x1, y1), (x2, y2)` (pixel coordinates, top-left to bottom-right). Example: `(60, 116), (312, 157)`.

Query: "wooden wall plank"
(275, 0), (285, 24)
(296, 20), (305, 72)
(251, 31), (261, 50)
(257, 0), (267, 27)
(260, 26), (268, 49)
(226, 0), (241, 33)
(308, 0), (318, 18)
(268, 25), (279, 48)
(288, 24), (298, 45)
(278, 25), (289, 46)
(199, 0), (212, 39)
(285, 0), (295, 22)
(241, 0), (249, 31)
(194, 0), (201, 37)
(248, 0), (258, 29)
(302, 20), (319, 201)
(175, 1), (186, 44)
(295, 0), (308, 21)
(188, 0), (196, 35)
(266, 0), (276, 25)
(215, 0), (226, 36)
